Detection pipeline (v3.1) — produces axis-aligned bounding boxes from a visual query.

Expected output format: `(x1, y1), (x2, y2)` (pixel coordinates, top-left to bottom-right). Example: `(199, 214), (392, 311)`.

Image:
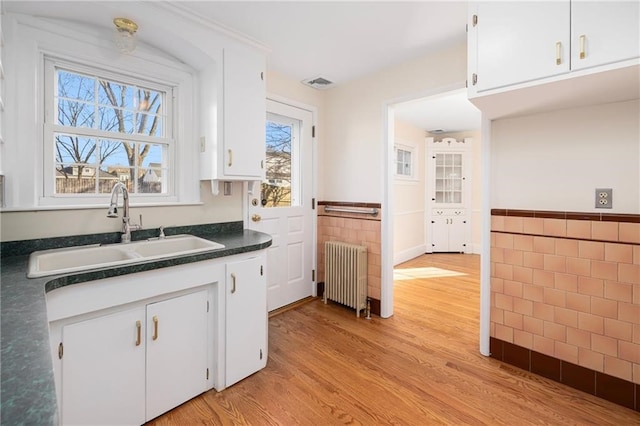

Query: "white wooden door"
(571, 1), (640, 71)
(225, 256), (267, 387)
(248, 99), (314, 311)
(223, 45), (266, 178)
(475, 1), (570, 92)
(61, 307), (146, 426)
(146, 290), (209, 421)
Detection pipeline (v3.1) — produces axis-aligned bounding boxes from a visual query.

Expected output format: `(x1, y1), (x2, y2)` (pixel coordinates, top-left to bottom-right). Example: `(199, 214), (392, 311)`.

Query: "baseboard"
(490, 337), (639, 412)
(317, 282), (381, 316)
(393, 245), (427, 266)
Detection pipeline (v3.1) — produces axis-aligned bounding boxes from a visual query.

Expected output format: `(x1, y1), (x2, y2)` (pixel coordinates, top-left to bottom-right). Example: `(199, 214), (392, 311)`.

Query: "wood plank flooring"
(148, 254), (640, 425)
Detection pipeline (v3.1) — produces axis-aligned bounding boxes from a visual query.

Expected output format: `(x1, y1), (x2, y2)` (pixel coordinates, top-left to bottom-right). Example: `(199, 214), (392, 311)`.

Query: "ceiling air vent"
(302, 76), (334, 90)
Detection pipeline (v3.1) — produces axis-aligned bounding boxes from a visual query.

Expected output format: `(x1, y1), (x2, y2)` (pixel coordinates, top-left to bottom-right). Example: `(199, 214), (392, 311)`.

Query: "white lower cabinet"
(225, 255), (267, 387)
(431, 210), (467, 253)
(146, 290), (209, 420)
(59, 290), (209, 425)
(61, 306), (146, 425)
(48, 250), (268, 425)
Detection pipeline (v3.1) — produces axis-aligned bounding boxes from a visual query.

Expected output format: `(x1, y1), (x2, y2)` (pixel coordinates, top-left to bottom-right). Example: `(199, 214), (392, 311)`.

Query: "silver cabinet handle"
(228, 149), (233, 167)
(579, 35), (586, 59)
(556, 42), (562, 65)
(231, 272), (236, 294)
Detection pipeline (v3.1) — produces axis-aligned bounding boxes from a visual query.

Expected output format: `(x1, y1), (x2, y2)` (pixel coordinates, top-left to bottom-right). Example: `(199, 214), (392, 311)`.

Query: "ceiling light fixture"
(113, 17), (138, 54)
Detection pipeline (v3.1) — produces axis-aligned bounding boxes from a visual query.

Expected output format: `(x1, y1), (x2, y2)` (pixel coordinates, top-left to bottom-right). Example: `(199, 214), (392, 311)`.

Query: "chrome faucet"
(107, 182), (142, 243)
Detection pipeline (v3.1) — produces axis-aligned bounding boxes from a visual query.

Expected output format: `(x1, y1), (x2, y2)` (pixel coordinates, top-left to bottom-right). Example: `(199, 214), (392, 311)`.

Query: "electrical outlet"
(595, 188), (612, 209)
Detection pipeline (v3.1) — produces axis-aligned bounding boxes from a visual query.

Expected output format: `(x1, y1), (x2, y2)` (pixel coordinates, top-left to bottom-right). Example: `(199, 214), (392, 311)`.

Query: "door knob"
(252, 214), (262, 222)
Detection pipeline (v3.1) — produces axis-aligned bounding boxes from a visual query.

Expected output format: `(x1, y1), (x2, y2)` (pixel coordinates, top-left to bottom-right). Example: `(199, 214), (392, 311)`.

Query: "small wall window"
(394, 145), (415, 179)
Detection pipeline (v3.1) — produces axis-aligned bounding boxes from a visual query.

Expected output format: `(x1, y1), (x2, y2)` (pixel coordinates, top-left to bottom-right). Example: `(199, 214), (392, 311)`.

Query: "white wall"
(321, 42), (467, 203)
(393, 119), (426, 264)
(491, 99), (640, 213)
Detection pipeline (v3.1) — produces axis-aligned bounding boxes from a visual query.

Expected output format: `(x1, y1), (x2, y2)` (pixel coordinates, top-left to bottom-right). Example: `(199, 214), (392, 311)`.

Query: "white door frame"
(243, 94), (318, 298)
(381, 82), (491, 356)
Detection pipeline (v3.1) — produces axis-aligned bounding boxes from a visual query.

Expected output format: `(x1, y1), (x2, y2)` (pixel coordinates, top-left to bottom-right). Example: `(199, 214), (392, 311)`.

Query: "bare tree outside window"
(262, 122), (292, 207)
(55, 69), (165, 195)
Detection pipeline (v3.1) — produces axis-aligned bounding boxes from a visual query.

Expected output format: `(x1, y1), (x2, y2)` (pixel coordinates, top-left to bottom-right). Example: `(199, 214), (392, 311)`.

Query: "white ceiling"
(393, 89), (481, 133)
(4, 0), (478, 132)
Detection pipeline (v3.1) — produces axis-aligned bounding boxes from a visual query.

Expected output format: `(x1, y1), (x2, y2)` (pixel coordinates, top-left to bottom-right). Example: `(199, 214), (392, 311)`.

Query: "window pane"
(263, 121), (292, 207)
(58, 70), (94, 102)
(58, 100), (95, 128)
(98, 107), (135, 133)
(98, 82), (132, 109)
(55, 165), (97, 194)
(139, 144), (163, 168)
(55, 135), (96, 164)
(139, 168), (163, 193)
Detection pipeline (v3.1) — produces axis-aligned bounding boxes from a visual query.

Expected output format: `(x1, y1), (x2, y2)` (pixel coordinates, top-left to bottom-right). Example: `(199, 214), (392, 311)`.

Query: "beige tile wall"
(491, 215), (640, 384)
(317, 210), (382, 301)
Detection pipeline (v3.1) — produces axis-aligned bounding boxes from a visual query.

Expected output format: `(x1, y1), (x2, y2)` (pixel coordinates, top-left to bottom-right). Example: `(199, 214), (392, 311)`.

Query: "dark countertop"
(0, 222), (272, 425)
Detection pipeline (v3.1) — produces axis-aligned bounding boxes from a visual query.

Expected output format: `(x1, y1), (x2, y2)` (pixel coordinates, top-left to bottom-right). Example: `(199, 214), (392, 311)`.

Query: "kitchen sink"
(28, 235), (224, 278)
(130, 235), (224, 258)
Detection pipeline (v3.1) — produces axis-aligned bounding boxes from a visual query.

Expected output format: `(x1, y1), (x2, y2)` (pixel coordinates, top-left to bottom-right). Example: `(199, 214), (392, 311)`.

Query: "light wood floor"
(148, 254), (640, 425)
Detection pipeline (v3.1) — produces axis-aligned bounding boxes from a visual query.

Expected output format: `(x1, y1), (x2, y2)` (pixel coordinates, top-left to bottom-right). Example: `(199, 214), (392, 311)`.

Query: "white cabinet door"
(431, 216), (450, 252)
(448, 217), (467, 253)
(223, 45), (266, 178)
(225, 255), (267, 387)
(474, 1), (570, 92)
(571, 1), (640, 71)
(146, 290), (209, 421)
(61, 307), (146, 426)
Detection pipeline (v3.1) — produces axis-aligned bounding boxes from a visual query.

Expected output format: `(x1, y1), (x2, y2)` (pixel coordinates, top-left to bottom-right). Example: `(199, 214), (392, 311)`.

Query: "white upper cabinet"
(468, 1), (640, 118)
(571, 1), (640, 71)
(222, 45), (266, 179)
(200, 43), (266, 183)
(473, 2), (570, 92)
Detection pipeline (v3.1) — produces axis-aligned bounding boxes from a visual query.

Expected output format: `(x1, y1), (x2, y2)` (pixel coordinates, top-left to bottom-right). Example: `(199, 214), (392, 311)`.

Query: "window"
(3, 16), (197, 209)
(262, 113), (301, 208)
(45, 60), (172, 199)
(394, 145), (414, 178)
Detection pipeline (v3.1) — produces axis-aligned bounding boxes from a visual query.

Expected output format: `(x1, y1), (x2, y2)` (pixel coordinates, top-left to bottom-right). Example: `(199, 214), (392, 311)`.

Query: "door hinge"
(206, 368), (209, 380)
(58, 342), (63, 359)
(207, 300), (209, 313)
(261, 160), (264, 169)
(260, 349), (263, 360)
(312, 126), (316, 138)
(312, 269), (316, 282)
(260, 71), (264, 81)
(472, 14), (478, 27)
(472, 73), (478, 86)
(260, 265), (264, 276)
(312, 198), (316, 209)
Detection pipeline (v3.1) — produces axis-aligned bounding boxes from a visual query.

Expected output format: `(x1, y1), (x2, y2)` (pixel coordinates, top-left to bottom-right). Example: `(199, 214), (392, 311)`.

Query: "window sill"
(1, 201), (205, 213)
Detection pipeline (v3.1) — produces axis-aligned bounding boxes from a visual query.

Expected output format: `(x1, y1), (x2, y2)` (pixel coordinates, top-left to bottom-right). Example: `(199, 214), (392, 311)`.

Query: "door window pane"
(263, 117), (297, 208)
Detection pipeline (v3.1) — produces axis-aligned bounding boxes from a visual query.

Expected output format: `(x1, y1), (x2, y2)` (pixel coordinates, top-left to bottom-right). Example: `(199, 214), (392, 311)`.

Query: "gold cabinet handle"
(152, 316), (159, 341)
(231, 272), (237, 294)
(135, 320), (142, 346)
(579, 35), (586, 59)
(228, 149), (233, 167)
(251, 214), (261, 222)
(556, 42), (562, 65)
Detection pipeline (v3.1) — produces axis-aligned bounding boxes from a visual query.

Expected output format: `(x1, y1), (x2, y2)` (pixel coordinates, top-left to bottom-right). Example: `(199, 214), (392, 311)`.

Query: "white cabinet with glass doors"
(426, 137), (471, 253)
